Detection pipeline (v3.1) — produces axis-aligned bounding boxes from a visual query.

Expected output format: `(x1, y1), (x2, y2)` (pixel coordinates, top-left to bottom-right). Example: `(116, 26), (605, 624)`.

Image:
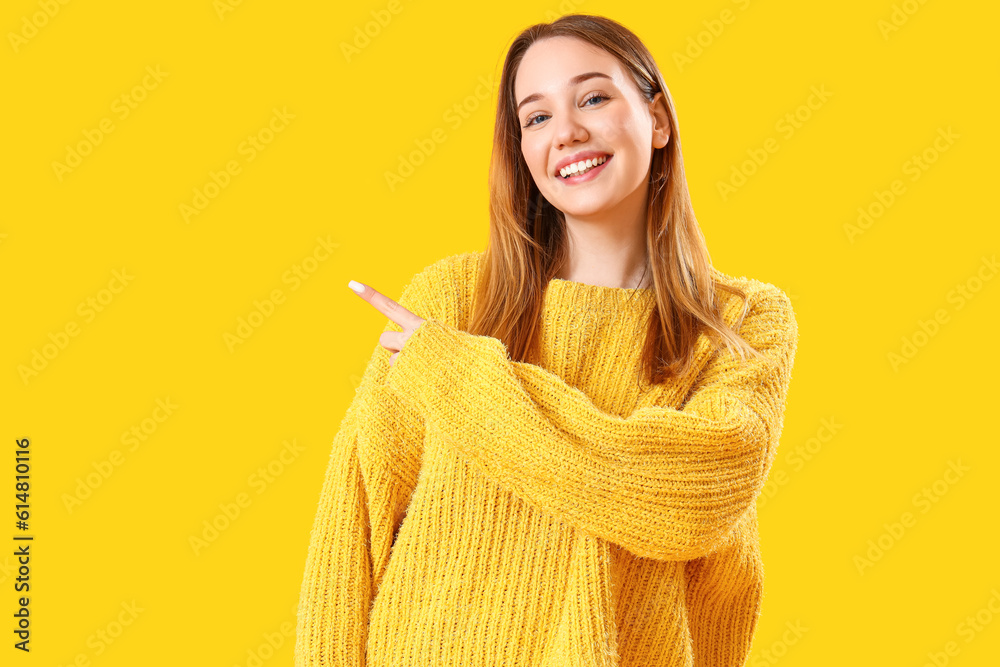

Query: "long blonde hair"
(468, 14), (761, 386)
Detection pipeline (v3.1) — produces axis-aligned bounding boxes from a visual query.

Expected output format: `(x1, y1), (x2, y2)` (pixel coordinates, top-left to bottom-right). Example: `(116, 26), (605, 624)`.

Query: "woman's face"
(514, 36), (669, 222)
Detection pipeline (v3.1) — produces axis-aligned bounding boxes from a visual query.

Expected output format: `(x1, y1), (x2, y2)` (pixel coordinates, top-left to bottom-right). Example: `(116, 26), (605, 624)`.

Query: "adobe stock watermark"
(52, 65), (168, 182)
(854, 459), (969, 575)
(385, 73), (495, 192)
(224, 235), (338, 352)
(887, 254), (997, 372)
(758, 417), (842, 509)
(844, 126), (958, 243)
(53, 600), (144, 665)
(748, 619), (808, 665)
(189, 438), (305, 556)
(717, 84), (832, 202)
(8, 0), (72, 54)
(340, 0), (404, 62)
(673, 0), (752, 73)
(18, 268), (134, 385)
(917, 588), (1000, 666)
(179, 106), (294, 223)
(234, 601), (300, 667)
(61, 397), (179, 514)
(214, 0), (248, 20)
(878, 0), (933, 40)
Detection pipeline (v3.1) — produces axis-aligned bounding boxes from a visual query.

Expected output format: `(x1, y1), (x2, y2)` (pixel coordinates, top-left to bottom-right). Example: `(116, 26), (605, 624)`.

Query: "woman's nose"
(552, 111), (589, 147)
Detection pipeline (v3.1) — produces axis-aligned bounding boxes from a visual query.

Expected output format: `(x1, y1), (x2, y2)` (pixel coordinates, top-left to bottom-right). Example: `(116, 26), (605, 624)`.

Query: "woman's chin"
(552, 192), (618, 217)
(555, 202), (614, 220)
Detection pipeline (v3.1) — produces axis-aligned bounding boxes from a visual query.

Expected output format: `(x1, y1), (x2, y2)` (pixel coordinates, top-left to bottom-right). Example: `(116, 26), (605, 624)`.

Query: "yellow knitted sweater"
(295, 251), (798, 667)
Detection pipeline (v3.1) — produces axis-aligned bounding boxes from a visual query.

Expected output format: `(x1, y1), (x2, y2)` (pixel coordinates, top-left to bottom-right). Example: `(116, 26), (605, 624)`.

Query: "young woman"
(296, 14), (798, 667)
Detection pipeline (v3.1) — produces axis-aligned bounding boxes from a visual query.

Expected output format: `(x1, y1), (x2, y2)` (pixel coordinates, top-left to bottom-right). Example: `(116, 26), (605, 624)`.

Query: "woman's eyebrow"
(516, 72), (613, 114)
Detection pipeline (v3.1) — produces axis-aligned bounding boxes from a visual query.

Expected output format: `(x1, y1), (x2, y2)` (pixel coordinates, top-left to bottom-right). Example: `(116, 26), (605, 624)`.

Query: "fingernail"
(348, 280), (364, 294)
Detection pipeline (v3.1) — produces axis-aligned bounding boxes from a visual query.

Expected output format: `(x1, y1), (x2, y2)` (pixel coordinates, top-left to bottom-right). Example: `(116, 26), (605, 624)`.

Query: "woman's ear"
(649, 92), (671, 149)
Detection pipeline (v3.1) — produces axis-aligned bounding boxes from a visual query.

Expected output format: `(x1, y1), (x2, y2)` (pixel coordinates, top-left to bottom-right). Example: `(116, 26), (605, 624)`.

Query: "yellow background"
(3, 0), (998, 665)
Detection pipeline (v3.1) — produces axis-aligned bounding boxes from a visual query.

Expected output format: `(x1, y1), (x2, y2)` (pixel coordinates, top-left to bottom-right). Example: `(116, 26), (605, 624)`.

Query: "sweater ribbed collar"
(543, 277), (655, 316)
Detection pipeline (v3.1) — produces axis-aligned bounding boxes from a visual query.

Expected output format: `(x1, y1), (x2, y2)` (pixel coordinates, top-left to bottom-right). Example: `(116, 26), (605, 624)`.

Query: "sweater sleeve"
(294, 389), (372, 667)
(295, 267), (443, 666)
(383, 284), (798, 562)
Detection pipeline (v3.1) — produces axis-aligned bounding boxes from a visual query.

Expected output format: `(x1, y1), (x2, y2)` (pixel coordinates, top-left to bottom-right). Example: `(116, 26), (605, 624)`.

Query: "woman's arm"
(383, 283), (798, 562)
(294, 394), (372, 667)
(295, 269), (441, 666)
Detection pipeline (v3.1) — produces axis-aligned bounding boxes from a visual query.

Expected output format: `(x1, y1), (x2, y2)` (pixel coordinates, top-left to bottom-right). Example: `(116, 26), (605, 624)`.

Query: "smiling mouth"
(557, 154), (612, 181)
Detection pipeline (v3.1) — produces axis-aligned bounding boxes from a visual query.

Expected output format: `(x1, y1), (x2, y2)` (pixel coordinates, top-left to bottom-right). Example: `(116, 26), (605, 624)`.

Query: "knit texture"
(295, 251), (798, 667)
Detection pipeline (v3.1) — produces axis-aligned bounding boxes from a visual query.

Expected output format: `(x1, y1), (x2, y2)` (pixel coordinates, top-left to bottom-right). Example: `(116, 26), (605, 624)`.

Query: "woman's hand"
(348, 280), (426, 367)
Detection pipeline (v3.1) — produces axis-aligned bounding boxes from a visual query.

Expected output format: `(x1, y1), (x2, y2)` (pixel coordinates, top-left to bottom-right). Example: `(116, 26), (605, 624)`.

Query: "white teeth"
(559, 155), (608, 178)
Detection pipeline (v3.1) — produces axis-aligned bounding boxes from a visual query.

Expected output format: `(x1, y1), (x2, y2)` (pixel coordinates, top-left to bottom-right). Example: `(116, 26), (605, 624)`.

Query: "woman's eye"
(523, 94), (609, 128)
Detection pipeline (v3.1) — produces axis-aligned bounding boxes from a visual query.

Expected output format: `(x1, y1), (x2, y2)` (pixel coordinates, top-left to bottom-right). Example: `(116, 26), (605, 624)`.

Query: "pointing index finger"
(348, 280), (422, 330)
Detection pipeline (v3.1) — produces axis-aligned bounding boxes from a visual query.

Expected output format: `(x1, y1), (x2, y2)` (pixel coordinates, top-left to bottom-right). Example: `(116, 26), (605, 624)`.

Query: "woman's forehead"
(515, 39), (624, 97)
